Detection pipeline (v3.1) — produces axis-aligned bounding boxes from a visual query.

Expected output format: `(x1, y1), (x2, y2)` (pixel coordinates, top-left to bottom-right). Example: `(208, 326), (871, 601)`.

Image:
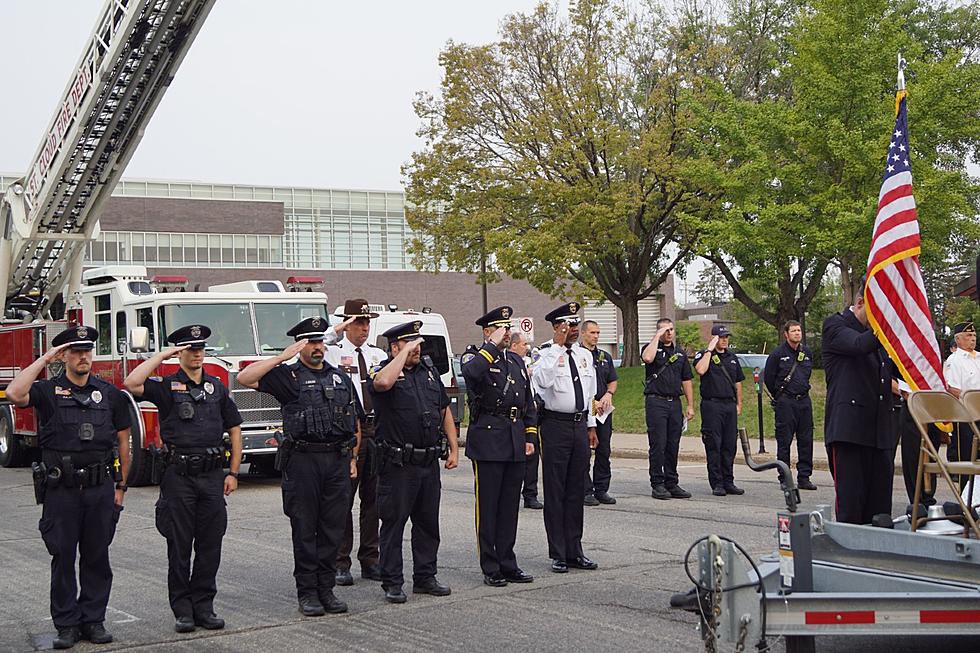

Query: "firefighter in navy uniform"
(123, 325), (243, 633)
(763, 320), (817, 491)
(580, 320), (618, 505)
(694, 325), (745, 497)
(367, 321), (460, 604)
(6, 326), (131, 650)
(462, 306), (537, 587)
(237, 316), (362, 616)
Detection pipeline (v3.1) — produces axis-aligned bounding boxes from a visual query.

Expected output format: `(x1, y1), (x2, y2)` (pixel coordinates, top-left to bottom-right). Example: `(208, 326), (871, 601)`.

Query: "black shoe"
(567, 556), (598, 570)
(193, 613), (224, 630)
(361, 565), (383, 581)
(583, 493), (600, 506)
(483, 573), (508, 587)
(712, 486), (727, 496)
(669, 486), (692, 499)
(319, 590), (348, 614)
(53, 627), (81, 649)
(594, 491), (617, 505)
(798, 478), (818, 491)
(335, 569), (354, 586)
(80, 622), (113, 643)
(524, 497), (544, 509)
(413, 578), (451, 596)
(298, 597), (326, 617)
(723, 484), (745, 495)
(651, 484), (671, 500)
(551, 559), (568, 573)
(384, 586), (407, 603)
(503, 569), (534, 583)
(174, 616), (196, 633)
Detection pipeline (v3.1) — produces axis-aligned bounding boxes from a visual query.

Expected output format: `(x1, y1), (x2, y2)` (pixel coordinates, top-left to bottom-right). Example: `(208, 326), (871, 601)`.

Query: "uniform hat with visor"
(545, 302), (581, 326)
(711, 325), (732, 337)
(476, 306), (513, 329)
(382, 320), (424, 342)
(167, 324), (211, 350)
(286, 316), (330, 342)
(52, 325), (99, 351)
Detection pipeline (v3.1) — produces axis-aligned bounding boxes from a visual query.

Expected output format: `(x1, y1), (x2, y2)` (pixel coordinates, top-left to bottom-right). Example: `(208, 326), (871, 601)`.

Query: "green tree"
(675, 319), (705, 354)
(404, 0), (715, 366)
(693, 265), (731, 304)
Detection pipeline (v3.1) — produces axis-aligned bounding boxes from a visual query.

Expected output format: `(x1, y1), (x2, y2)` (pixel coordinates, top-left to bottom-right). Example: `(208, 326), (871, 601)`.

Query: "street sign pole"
(753, 367), (766, 453)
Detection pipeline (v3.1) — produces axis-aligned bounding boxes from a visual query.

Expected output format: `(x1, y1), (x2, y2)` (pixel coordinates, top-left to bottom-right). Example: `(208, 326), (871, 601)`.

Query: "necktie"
(567, 347), (585, 411)
(355, 347), (373, 413)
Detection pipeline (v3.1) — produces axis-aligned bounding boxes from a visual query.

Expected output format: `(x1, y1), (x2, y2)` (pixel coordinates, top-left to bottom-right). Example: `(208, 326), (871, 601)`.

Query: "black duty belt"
(40, 449), (114, 489)
(378, 441), (440, 466)
(483, 405), (522, 422)
(703, 397), (736, 402)
(166, 447), (225, 476)
(649, 394), (679, 402)
(777, 393), (809, 401)
(294, 437), (356, 454)
(541, 409), (588, 423)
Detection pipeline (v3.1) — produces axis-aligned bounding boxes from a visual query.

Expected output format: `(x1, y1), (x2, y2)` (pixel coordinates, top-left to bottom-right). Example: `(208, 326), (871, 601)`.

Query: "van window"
(421, 335), (450, 376)
(136, 307), (155, 351)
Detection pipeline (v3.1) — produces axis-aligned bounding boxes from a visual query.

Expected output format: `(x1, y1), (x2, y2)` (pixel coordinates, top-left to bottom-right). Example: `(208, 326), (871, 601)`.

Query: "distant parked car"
(735, 353), (769, 370)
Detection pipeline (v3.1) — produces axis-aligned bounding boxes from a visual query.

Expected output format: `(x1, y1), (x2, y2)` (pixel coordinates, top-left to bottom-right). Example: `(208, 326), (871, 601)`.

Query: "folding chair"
(958, 389), (980, 517)
(906, 391), (980, 538)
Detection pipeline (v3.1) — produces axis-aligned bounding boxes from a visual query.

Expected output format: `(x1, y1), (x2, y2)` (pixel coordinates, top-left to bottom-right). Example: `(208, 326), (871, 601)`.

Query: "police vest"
(43, 379), (117, 452)
(282, 363), (356, 442)
(161, 374), (225, 449)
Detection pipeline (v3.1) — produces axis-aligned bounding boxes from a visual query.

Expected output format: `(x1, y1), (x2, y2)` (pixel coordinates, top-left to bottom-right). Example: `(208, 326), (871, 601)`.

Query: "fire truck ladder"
(0, 0), (216, 320)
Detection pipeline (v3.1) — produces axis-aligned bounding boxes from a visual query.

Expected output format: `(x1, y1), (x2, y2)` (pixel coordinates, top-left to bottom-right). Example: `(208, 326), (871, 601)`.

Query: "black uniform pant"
(377, 460), (441, 588)
(646, 396), (683, 489)
(774, 395), (814, 481)
(337, 429), (379, 573)
(948, 422), (978, 492)
(700, 399), (738, 490)
(540, 415), (590, 561)
(586, 416), (613, 495)
(896, 405), (939, 505)
(523, 440), (540, 501)
(281, 451), (351, 599)
(38, 481), (120, 629)
(472, 460), (524, 576)
(154, 466), (227, 619)
(827, 441), (893, 524)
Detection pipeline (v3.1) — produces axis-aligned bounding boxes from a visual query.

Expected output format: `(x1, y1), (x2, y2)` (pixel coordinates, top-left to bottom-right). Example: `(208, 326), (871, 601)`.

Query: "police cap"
(286, 315), (330, 341)
(545, 302), (581, 326)
(167, 324), (211, 349)
(476, 306), (513, 328)
(382, 320), (424, 342)
(52, 325), (98, 351)
(711, 324), (732, 337)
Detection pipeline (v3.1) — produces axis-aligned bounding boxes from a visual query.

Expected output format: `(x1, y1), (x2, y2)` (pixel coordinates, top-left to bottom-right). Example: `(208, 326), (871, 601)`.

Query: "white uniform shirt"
(531, 341), (597, 427)
(326, 336), (387, 407)
(944, 348), (980, 393)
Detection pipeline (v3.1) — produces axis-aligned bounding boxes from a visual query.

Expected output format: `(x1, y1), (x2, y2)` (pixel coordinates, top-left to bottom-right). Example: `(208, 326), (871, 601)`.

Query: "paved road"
(2, 459), (977, 652)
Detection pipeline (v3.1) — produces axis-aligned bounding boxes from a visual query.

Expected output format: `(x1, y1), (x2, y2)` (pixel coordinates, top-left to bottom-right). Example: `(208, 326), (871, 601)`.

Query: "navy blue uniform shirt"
(694, 349), (745, 399)
(367, 358), (449, 449)
(763, 341), (813, 397)
(588, 347), (618, 400)
(642, 342), (693, 396)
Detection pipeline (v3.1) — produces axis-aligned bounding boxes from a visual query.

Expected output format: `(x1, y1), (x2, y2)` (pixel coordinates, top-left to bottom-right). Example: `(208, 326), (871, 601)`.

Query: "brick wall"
(99, 197), (284, 234)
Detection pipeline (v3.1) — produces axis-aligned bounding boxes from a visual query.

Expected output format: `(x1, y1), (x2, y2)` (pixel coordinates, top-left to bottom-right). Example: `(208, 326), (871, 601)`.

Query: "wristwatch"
(227, 471), (239, 479)
(115, 483), (128, 492)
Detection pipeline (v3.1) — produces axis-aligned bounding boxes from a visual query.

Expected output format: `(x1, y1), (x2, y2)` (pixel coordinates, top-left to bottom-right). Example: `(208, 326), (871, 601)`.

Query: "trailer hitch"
(738, 427), (800, 512)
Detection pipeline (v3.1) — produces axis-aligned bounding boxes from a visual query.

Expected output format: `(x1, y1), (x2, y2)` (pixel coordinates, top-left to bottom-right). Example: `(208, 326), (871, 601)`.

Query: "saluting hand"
(162, 344), (190, 359)
(655, 326), (671, 339)
(406, 338), (424, 354)
(554, 323), (571, 346)
(41, 342), (72, 364)
(279, 339), (308, 361)
(707, 335), (720, 352)
(336, 316), (357, 334)
(488, 326), (508, 346)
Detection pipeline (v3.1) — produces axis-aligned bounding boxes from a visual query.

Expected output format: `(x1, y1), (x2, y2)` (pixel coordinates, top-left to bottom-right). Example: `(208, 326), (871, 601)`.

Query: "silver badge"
(204, 382), (214, 394)
(90, 390), (103, 404)
(190, 325), (202, 338)
(333, 374), (343, 385)
(312, 317), (322, 328)
(76, 326), (87, 338)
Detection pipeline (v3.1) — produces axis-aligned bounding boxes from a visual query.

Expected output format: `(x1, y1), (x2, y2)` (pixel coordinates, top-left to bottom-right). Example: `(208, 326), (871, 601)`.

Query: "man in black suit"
(822, 278), (895, 524)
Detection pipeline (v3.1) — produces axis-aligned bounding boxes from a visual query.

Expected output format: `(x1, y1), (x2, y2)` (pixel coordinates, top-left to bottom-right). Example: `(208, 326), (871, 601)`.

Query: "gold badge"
(502, 307), (511, 318)
(190, 325), (202, 338)
(569, 302), (578, 313)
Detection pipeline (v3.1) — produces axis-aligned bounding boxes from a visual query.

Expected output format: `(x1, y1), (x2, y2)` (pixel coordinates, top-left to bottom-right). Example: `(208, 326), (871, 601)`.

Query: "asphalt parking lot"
(2, 457), (978, 652)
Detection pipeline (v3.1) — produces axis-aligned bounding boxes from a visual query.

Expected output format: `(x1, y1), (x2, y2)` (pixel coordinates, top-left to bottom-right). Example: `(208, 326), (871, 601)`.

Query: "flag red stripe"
(872, 207), (918, 242)
(874, 268), (941, 377)
(877, 183), (913, 212)
(870, 300), (929, 389)
(868, 234), (921, 271)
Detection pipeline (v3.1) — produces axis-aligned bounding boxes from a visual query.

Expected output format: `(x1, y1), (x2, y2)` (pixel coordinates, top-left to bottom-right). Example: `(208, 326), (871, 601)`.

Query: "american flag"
(864, 65), (945, 391)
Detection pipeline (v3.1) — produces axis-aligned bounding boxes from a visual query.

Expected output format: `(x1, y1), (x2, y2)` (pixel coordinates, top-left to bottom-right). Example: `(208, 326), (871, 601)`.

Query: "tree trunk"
(615, 297), (641, 367)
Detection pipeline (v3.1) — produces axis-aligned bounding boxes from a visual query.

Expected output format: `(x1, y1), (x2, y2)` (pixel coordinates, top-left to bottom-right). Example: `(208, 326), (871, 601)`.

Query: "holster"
(111, 447), (123, 482)
(274, 436), (294, 472)
(365, 438), (380, 477)
(150, 446), (167, 485)
(438, 432), (449, 461)
(31, 462), (47, 505)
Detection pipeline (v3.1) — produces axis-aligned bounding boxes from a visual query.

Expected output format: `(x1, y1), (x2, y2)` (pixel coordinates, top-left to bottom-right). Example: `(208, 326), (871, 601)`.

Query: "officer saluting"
(694, 325), (745, 497)
(237, 316), (362, 617)
(123, 325), (243, 633)
(367, 321), (459, 604)
(763, 320), (816, 491)
(462, 306), (537, 587)
(6, 326), (131, 649)
(531, 303), (599, 574)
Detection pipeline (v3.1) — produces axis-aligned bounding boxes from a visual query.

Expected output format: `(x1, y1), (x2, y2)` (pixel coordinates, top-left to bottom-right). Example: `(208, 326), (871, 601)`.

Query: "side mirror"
(129, 327), (150, 353)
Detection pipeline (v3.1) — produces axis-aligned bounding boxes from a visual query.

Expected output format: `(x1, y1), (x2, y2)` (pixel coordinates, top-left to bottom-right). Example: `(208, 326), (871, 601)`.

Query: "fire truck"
(0, 0), (293, 484)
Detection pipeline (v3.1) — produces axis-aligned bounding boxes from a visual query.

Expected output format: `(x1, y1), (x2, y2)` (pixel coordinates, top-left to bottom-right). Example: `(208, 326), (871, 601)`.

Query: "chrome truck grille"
(228, 371), (282, 426)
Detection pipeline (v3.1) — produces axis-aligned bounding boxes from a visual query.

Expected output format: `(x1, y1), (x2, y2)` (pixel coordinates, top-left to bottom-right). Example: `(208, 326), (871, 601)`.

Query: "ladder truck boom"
(0, 0), (217, 320)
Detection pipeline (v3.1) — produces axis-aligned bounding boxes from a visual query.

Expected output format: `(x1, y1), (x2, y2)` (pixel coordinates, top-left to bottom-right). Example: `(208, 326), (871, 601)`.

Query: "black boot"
(53, 627), (81, 649)
(80, 622), (113, 644)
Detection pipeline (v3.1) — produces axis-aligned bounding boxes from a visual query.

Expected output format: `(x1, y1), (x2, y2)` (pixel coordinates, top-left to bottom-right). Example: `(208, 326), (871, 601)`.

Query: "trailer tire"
(125, 402), (153, 487)
(0, 407), (31, 468)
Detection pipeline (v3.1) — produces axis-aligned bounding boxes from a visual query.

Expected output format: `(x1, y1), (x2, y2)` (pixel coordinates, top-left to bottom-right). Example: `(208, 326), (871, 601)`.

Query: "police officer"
(6, 326), (131, 649)
(641, 318), (695, 500)
(462, 307), (537, 587)
(580, 320), (618, 506)
(763, 320), (817, 491)
(367, 321), (460, 604)
(531, 303), (599, 574)
(123, 325), (243, 633)
(944, 321), (980, 490)
(822, 280), (894, 524)
(326, 299), (386, 586)
(237, 316), (362, 616)
(694, 325), (745, 497)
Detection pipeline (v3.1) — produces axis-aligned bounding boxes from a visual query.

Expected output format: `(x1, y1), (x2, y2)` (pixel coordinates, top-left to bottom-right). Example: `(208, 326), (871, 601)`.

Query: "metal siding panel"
(583, 301), (618, 346)
(637, 296), (662, 342)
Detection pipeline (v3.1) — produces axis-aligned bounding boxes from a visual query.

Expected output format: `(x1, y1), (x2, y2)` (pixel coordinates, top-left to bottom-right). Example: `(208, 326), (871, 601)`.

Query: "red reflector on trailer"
(920, 610), (980, 624)
(805, 611), (875, 625)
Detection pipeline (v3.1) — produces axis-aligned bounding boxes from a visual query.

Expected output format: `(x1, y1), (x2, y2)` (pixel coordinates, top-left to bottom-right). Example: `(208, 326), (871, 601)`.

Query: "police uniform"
(822, 307), (894, 524)
(521, 344), (547, 509)
(944, 322), (980, 490)
(462, 307), (537, 586)
(585, 345), (618, 502)
(531, 303), (599, 572)
(368, 321), (452, 601)
(695, 326), (745, 495)
(763, 339), (815, 489)
(325, 299), (386, 583)
(255, 316), (362, 615)
(642, 339), (694, 498)
(27, 326), (131, 647)
(136, 325), (242, 630)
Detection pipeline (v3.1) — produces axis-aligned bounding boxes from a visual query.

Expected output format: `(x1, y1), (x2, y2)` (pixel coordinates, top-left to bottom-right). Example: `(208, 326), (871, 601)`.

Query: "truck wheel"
(125, 404), (153, 487)
(0, 407), (31, 468)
